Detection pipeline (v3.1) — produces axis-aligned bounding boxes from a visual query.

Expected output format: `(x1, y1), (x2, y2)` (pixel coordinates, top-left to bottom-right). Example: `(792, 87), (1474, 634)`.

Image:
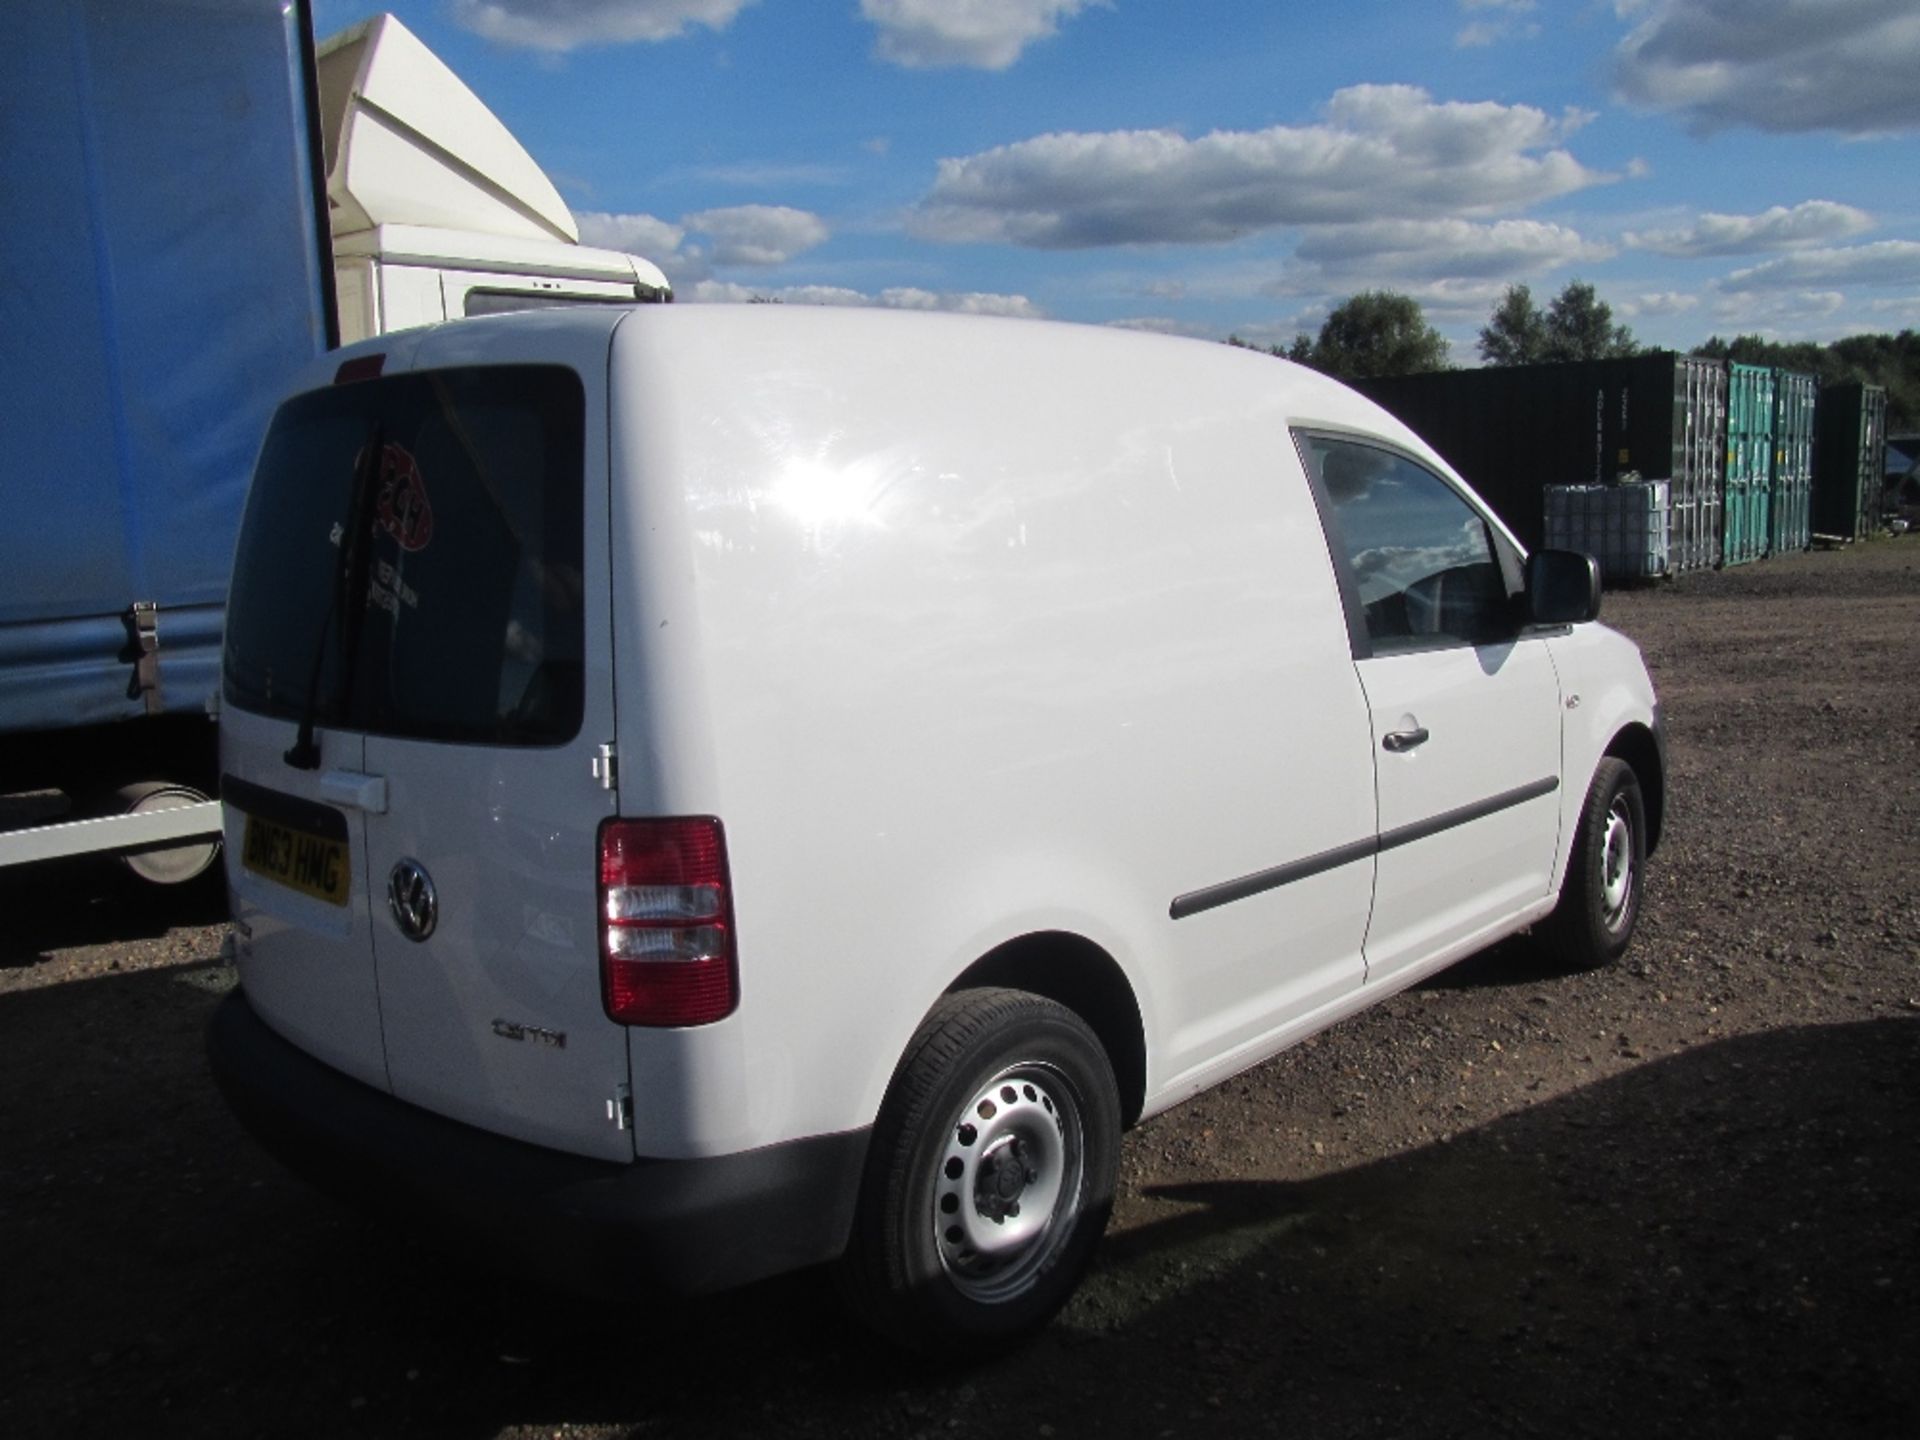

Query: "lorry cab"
(331, 223), (671, 345)
(212, 304), (1664, 1354)
(318, 13), (670, 346)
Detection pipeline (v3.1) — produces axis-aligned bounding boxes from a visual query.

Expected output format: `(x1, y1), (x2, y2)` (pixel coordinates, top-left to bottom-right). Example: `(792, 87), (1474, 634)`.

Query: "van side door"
(1298, 433), (1564, 985)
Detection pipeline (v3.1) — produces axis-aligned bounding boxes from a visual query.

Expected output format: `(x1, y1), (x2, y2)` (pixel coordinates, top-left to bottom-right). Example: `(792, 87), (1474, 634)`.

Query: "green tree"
(1478, 283), (1548, 366)
(1542, 280), (1637, 362)
(1300, 290), (1451, 379)
(1695, 329), (1920, 429)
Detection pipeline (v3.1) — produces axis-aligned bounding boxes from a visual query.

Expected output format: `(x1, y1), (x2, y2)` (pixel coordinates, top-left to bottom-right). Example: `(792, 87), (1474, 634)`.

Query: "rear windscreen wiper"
(284, 423), (384, 770)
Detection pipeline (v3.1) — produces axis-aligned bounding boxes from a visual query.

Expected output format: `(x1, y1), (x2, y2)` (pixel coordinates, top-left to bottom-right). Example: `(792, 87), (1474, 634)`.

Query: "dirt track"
(2, 539), (1916, 1439)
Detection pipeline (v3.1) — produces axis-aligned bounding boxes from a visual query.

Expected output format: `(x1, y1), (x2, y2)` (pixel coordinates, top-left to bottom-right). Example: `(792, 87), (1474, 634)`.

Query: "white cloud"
(912, 85), (1613, 249)
(682, 205), (831, 266)
(686, 280), (1043, 317)
(1718, 240), (1920, 292)
(1613, 0), (1920, 135)
(860, 0), (1099, 70)
(1104, 316), (1220, 339)
(576, 211), (687, 256)
(578, 210), (710, 285)
(1455, 0), (1538, 49)
(1368, 279), (1513, 325)
(1706, 290), (1850, 336)
(1625, 201), (1875, 257)
(1292, 218), (1611, 281)
(1617, 292), (1700, 318)
(580, 205), (830, 276)
(450, 0), (755, 52)
(879, 287), (1044, 317)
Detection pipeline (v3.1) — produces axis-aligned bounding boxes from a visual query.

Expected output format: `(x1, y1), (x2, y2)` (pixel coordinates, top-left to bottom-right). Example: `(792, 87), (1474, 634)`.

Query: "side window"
(1301, 434), (1514, 653)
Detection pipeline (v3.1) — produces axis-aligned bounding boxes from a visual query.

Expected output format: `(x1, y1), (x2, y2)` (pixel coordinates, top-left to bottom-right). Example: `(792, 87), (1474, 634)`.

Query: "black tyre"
(1539, 757), (1645, 970)
(838, 987), (1121, 1355)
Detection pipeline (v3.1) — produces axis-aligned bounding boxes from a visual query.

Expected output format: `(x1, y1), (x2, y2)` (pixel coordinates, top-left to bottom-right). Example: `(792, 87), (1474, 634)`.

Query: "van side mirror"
(1527, 549), (1601, 626)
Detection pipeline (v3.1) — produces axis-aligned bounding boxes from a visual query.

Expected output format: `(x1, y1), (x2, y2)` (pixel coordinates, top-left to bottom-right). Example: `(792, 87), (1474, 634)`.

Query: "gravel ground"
(1, 539), (1915, 1440)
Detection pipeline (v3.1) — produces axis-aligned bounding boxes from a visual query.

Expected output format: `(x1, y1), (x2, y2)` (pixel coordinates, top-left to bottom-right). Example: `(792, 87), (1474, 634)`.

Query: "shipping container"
(1544, 480), (1670, 583)
(1769, 369), (1817, 555)
(1351, 353), (1725, 573)
(1723, 363), (1775, 566)
(1813, 383), (1888, 541)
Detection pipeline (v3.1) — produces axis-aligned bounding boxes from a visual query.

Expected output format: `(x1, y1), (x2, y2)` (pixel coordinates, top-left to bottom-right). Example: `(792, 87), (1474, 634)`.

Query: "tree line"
(1230, 282), (1918, 429)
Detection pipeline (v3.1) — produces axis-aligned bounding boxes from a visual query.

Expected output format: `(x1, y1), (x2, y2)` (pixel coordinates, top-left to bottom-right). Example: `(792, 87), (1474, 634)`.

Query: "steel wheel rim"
(1600, 797), (1636, 932)
(933, 1060), (1085, 1304)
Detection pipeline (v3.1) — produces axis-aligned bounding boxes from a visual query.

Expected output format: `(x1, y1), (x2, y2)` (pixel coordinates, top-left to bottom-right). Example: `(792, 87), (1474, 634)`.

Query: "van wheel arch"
(947, 933), (1148, 1128)
(1603, 722), (1664, 855)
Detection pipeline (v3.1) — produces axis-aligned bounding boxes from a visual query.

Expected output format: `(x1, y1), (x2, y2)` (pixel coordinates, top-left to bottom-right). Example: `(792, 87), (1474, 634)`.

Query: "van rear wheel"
(838, 987), (1120, 1354)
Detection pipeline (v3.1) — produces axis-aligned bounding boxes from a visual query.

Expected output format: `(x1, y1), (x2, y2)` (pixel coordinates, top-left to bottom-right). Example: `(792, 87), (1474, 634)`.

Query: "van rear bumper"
(207, 989), (869, 1296)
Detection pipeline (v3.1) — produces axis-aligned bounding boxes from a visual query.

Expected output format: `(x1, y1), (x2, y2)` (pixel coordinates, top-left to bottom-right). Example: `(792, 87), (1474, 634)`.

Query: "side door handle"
(319, 769), (389, 814)
(1382, 727), (1430, 754)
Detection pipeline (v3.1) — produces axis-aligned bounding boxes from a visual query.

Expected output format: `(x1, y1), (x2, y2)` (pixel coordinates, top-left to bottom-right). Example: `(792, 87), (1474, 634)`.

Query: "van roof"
(336, 304), (1490, 538)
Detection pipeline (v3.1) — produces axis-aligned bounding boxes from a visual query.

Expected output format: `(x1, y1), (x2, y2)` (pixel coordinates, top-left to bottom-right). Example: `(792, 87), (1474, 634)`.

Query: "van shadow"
(0, 858), (228, 968)
(3, 956), (1912, 1439)
(1414, 931), (1589, 990)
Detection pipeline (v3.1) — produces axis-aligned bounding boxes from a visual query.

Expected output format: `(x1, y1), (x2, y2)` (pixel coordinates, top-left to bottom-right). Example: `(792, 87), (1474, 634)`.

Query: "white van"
(209, 305), (1665, 1351)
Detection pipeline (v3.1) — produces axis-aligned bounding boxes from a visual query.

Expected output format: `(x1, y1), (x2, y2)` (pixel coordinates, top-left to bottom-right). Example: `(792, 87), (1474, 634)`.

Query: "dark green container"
(1723, 363), (1775, 566)
(1769, 369), (1816, 554)
(1352, 353), (1725, 572)
(1813, 383), (1887, 541)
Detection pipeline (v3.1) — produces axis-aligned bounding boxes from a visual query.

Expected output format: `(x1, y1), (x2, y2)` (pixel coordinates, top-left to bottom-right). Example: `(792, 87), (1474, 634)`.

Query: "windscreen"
(224, 366), (586, 746)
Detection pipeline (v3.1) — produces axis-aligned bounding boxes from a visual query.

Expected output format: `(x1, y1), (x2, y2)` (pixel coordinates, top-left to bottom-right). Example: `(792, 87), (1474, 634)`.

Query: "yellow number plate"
(241, 812), (351, 907)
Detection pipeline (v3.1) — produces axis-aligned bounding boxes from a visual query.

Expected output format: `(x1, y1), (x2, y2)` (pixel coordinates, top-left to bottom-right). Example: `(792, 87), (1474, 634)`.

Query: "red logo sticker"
(375, 443), (434, 552)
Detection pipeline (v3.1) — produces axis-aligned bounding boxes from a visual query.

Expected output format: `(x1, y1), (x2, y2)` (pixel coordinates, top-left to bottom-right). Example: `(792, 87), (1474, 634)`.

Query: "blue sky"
(315, 0), (1920, 360)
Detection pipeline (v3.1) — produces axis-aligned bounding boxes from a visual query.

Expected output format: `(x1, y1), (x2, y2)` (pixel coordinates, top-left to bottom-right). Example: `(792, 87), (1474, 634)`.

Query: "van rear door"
(222, 393), (386, 1089)
(227, 352), (629, 1162)
(337, 362), (629, 1162)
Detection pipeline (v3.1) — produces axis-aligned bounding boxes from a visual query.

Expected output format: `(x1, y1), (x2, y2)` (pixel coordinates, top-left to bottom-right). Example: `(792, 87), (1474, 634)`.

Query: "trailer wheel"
(838, 987), (1120, 1355)
(114, 782), (220, 886)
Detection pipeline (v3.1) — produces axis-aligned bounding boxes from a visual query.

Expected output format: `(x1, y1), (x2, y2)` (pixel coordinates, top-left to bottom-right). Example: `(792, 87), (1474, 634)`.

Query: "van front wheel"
(838, 987), (1120, 1354)
(1540, 757), (1646, 970)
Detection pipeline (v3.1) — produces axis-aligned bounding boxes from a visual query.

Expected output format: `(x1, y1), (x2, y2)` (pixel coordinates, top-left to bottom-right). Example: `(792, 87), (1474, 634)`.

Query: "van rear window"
(224, 366), (586, 746)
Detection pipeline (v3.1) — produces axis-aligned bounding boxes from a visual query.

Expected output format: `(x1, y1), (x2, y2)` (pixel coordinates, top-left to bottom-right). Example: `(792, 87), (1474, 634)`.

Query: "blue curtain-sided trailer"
(0, 0), (333, 878)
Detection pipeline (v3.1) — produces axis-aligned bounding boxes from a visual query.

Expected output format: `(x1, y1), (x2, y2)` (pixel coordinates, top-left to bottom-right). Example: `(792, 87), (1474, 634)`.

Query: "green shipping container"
(1769, 369), (1816, 554)
(1724, 363), (1775, 566)
(1813, 383), (1887, 541)
(1351, 353), (1725, 573)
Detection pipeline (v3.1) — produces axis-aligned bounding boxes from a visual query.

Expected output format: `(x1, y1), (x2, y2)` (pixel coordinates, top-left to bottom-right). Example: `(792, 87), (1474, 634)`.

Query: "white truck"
(0, 2), (667, 883)
(318, 13), (670, 343)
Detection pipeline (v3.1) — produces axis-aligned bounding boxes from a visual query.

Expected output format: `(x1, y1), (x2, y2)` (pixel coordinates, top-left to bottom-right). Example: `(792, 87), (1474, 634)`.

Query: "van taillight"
(599, 817), (738, 1027)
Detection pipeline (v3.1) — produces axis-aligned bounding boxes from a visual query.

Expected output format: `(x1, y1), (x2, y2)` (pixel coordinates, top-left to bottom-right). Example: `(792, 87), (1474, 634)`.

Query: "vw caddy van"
(210, 305), (1665, 1351)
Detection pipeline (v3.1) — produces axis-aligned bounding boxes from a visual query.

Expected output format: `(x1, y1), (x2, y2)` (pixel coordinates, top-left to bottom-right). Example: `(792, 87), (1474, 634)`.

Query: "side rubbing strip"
(1376, 776), (1558, 855)
(1170, 836), (1376, 920)
(1169, 775), (1559, 920)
